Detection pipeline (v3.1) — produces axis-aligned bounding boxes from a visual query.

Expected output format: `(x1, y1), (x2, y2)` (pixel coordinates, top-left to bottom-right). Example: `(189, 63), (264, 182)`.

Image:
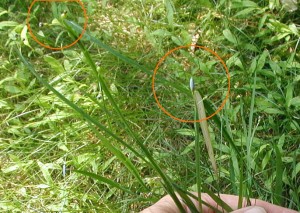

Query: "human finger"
(141, 193), (298, 213)
(193, 193), (298, 213)
(231, 206), (266, 213)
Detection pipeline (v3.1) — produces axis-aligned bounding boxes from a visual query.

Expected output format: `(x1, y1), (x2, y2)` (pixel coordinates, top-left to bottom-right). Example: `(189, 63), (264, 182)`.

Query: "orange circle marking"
(26, 0), (88, 50)
(152, 44), (230, 123)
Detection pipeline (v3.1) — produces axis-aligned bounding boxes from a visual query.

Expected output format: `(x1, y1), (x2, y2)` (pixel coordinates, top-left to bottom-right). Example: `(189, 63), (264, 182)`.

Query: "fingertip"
(232, 206), (267, 213)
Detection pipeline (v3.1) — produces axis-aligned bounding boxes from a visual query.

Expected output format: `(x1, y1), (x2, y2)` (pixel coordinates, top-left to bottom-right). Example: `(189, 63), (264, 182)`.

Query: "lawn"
(0, 0), (299, 212)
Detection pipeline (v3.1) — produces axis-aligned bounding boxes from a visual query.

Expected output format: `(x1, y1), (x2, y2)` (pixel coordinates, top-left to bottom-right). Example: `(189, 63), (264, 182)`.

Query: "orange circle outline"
(26, 0), (88, 50)
(152, 44), (230, 123)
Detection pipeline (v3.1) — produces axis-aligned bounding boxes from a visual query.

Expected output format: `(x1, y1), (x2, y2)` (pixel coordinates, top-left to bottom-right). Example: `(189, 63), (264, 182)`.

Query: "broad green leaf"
(292, 162), (300, 179)
(256, 50), (269, 71)
(286, 61), (300, 69)
(268, 32), (290, 43)
(180, 141), (195, 155)
(57, 142), (69, 152)
(269, 60), (282, 74)
(232, 0), (258, 8)
(0, 76), (14, 85)
(0, 9), (8, 17)
(262, 150), (272, 170)
(0, 100), (9, 109)
(258, 14), (268, 30)
(241, 0), (258, 7)
(37, 161), (53, 184)
(175, 128), (195, 136)
(243, 43), (259, 52)
(285, 83), (294, 107)
(0, 202), (16, 210)
(1, 164), (19, 173)
(234, 8), (256, 17)
(63, 59), (72, 71)
(249, 56), (257, 74)
(226, 53), (244, 70)
(150, 29), (172, 37)
(258, 69), (275, 78)
(165, 0), (175, 27)
(278, 134), (285, 152)
(263, 108), (285, 115)
(4, 85), (21, 94)
(0, 21), (18, 29)
(269, 0), (274, 10)
(256, 97), (274, 110)
(268, 19), (290, 32)
(294, 75), (300, 83)
(289, 24), (299, 36)
(21, 25), (32, 49)
(171, 36), (183, 46)
(282, 156), (294, 163)
(43, 55), (65, 74)
(223, 29), (238, 44)
(289, 97), (300, 107)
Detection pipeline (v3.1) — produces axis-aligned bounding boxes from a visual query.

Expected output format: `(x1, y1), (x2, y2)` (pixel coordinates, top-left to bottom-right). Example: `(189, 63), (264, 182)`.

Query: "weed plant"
(0, 0), (299, 212)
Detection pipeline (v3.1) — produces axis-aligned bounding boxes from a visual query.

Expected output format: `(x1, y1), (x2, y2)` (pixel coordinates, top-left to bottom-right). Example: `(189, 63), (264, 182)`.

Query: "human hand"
(140, 193), (298, 213)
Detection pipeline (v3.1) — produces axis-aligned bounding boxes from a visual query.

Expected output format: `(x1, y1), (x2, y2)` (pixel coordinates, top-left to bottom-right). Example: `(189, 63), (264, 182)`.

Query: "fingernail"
(244, 206), (266, 213)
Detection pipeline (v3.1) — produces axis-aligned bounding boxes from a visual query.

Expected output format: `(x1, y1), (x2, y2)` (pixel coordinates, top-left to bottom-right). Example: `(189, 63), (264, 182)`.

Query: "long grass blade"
(274, 144), (283, 205)
(194, 90), (218, 176)
(201, 184), (233, 212)
(65, 20), (189, 97)
(17, 49), (149, 190)
(194, 104), (203, 212)
(75, 170), (134, 194)
(203, 100), (240, 157)
(65, 20), (150, 73)
(183, 192), (220, 213)
(61, 20), (187, 211)
(246, 71), (257, 199)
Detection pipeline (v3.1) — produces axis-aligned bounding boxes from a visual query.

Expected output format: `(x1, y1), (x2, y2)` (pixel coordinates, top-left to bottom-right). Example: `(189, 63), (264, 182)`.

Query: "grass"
(0, 0), (300, 212)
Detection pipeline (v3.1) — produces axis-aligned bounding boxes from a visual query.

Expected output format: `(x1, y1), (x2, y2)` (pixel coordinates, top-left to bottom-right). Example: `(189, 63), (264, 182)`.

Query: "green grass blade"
(194, 90), (217, 176)
(193, 102), (203, 212)
(27, 20), (186, 211)
(74, 42), (185, 211)
(17, 49), (149, 190)
(273, 144), (283, 205)
(246, 70), (257, 198)
(201, 185), (233, 212)
(238, 157), (244, 209)
(203, 99), (240, 157)
(61, 20), (187, 212)
(64, 20), (185, 95)
(75, 170), (134, 194)
(185, 191), (228, 213)
(172, 184), (199, 213)
(65, 20), (150, 73)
